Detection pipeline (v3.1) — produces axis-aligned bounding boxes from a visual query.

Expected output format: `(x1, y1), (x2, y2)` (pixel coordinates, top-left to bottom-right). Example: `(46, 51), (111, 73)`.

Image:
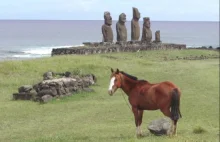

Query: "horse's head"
(108, 68), (122, 96)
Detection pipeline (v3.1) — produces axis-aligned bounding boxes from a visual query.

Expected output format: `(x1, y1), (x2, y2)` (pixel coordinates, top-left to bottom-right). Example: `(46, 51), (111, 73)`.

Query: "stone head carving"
(102, 11), (113, 42)
(119, 13), (126, 24)
(131, 7), (141, 41)
(104, 11), (112, 25)
(143, 17), (151, 28)
(132, 7), (140, 20)
(116, 13), (127, 42)
(141, 17), (152, 42)
(155, 30), (161, 42)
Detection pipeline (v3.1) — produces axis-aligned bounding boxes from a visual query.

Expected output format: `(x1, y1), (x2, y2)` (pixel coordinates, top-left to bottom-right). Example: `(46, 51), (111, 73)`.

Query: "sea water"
(0, 20), (219, 60)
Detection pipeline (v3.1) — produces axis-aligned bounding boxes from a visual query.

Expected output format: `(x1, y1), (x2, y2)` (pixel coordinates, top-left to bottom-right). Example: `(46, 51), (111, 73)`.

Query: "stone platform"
(51, 41), (186, 56)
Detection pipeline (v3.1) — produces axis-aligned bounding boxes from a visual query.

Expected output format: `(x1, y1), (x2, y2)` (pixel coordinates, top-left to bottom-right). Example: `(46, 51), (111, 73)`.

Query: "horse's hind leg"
(160, 108), (174, 136)
(173, 120), (178, 136)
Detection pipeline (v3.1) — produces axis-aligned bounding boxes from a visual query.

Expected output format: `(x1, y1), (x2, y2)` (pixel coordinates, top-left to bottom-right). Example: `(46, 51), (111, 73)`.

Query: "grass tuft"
(193, 126), (207, 134)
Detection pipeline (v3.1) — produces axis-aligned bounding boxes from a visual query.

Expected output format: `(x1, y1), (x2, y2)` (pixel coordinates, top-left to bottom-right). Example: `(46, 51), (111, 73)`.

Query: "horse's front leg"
(132, 107), (143, 137)
(138, 110), (143, 136)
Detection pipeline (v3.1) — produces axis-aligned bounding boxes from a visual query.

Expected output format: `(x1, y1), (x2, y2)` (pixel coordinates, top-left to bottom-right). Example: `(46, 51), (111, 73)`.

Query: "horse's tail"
(171, 88), (182, 121)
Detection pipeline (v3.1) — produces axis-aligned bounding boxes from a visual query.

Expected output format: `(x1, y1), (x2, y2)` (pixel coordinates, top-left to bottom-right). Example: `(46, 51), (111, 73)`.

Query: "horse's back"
(153, 81), (179, 90)
(131, 80), (181, 110)
(159, 81), (181, 96)
(141, 81), (180, 107)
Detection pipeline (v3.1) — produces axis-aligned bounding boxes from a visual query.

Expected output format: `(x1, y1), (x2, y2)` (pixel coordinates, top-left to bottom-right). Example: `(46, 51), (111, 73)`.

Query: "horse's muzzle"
(108, 90), (113, 96)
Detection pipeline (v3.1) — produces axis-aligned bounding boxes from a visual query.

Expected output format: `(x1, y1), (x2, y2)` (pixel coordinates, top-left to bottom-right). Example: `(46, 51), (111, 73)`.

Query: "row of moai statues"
(101, 7), (161, 43)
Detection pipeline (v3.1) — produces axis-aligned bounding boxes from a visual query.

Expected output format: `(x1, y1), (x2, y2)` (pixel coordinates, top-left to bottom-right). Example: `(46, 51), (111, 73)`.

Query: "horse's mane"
(120, 71), (138, 80)
(120, 71), (148, 82)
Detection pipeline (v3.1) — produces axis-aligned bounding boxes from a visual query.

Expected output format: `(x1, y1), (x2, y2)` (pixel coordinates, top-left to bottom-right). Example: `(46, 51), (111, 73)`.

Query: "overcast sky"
(0, 0), (219, 21)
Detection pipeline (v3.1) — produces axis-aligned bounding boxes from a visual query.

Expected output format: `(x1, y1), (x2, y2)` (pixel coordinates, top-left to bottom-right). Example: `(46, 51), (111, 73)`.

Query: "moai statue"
(101, 11), (113, 42)
(116, 13), (127, 42)
(131, 7), (141, 41)
(154, 30), (161, 43)
(141, 17), (152, 42)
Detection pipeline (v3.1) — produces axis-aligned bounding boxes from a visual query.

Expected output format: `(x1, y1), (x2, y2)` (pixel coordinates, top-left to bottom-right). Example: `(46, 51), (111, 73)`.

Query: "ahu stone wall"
(51, 42), (186, 56)
(12, 71), (97, 103)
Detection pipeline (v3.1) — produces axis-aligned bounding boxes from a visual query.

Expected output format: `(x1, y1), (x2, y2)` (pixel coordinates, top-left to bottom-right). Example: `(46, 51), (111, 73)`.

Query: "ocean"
(0, 20), (219, 60)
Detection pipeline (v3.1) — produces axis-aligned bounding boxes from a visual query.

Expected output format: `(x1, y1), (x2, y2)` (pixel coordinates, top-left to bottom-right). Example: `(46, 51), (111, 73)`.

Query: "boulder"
(147, 117), (172, 136)
(41, 95), (53, 103)
(43, 71), (54, 80)
(13, 90), (37, 101)
(18, 85), (33, 93)
(83, 88), (95, 92)
(84, 74), (97, 84)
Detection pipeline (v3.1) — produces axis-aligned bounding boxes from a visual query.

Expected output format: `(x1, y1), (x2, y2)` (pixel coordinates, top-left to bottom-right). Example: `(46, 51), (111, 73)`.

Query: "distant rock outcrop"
(12, 71), (97, 103)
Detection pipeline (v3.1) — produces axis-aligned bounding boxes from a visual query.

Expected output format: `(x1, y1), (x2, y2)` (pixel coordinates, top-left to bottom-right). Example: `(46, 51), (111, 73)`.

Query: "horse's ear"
(116, 68), (119, 74)
(111, 68), (114, 73)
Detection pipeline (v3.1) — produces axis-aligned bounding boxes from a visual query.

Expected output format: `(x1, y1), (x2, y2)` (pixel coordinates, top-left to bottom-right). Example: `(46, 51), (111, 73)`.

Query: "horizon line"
(0, 19), (219, 22)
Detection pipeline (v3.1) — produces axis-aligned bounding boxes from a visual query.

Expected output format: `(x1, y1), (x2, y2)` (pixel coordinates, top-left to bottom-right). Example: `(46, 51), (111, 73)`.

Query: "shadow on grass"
(109, 132), (170, 141)
(193, 126), (207, 134)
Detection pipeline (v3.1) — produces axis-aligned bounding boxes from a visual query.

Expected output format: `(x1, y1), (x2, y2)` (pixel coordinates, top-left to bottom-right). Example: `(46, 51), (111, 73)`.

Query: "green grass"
(0, 49), (219, 142)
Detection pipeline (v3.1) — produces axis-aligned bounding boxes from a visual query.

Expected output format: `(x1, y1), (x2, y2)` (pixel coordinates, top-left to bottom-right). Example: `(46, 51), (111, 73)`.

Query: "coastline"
(0, 46), (219, 63)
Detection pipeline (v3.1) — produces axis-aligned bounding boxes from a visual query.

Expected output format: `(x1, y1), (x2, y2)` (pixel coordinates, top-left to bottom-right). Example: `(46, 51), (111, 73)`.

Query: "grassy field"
(0, 49), (219, 142)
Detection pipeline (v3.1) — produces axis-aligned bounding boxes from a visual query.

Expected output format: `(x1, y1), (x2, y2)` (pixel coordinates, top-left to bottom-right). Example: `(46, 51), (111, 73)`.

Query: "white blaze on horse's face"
(108, 77), (115, 95)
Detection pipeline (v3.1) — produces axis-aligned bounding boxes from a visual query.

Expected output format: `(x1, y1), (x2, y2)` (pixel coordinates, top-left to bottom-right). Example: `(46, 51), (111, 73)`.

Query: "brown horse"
(108, 68), (182, 137)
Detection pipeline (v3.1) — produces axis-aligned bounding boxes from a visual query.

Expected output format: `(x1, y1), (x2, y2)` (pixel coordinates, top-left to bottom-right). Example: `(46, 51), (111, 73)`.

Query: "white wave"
(9, 44), (84, 59)
(12, 54), (40, 58)
(22, 45), (83, 55)
(12, 54), (51, 58)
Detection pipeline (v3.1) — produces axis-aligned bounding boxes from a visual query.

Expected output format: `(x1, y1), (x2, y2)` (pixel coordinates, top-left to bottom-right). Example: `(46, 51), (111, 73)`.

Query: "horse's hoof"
(167, 133), (173, 138)
(136, 134), (143, 138)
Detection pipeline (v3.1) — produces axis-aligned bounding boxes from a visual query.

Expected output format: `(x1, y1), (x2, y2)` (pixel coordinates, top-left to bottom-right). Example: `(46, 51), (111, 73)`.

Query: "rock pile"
(12, 71), (96, 103)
